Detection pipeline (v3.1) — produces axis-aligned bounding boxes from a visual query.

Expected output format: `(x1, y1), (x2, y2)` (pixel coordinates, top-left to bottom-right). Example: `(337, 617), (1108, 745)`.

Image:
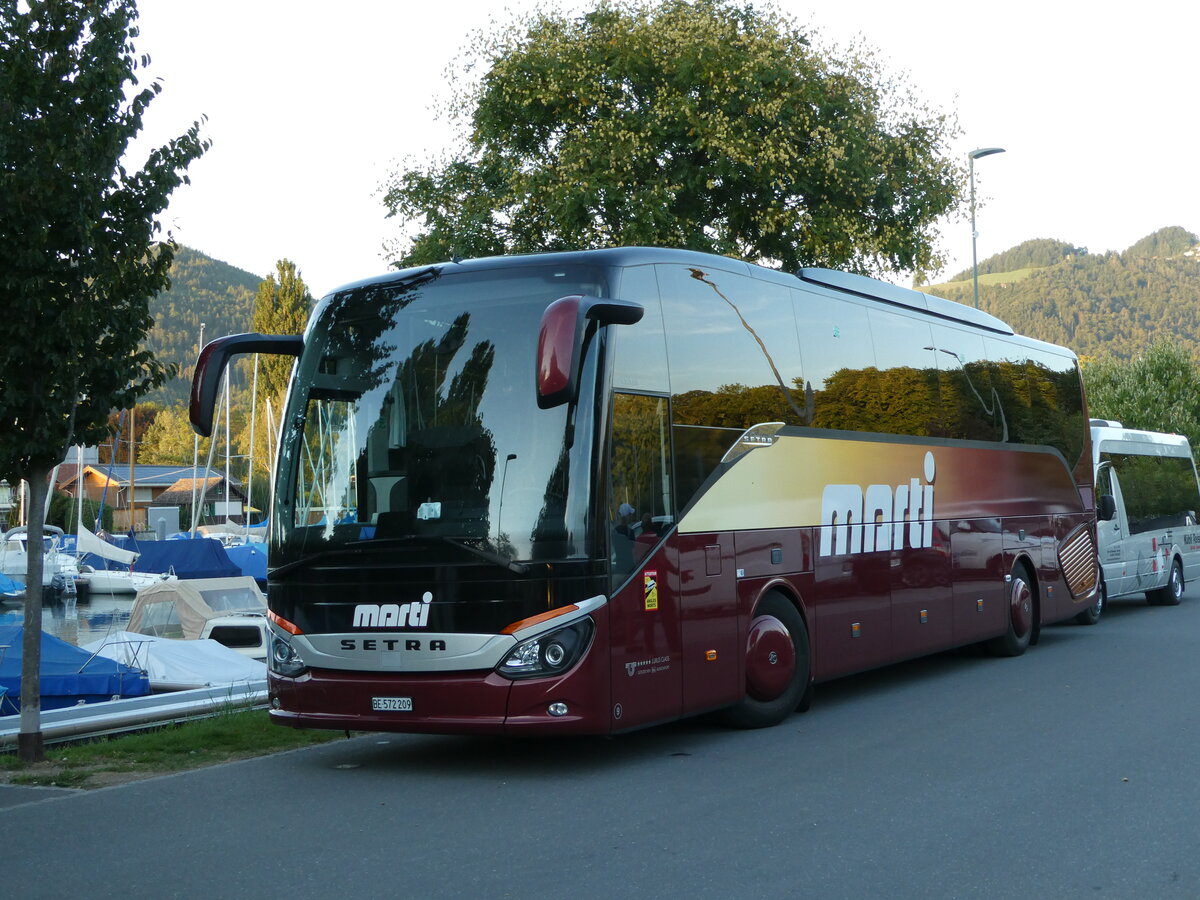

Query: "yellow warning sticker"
(644, 570), (658, 611)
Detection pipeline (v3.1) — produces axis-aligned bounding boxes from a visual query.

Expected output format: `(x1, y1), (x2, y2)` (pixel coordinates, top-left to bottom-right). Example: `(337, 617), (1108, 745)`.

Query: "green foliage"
(250, 260), (314, 402)
(0, 0), (208, 482)
(45, 495), (111, 533)
(139, 404), (209, 464)
(383, 0), (961, 277)
(1082, 338), (1200, 455)
(1124, 226), (1198, 261)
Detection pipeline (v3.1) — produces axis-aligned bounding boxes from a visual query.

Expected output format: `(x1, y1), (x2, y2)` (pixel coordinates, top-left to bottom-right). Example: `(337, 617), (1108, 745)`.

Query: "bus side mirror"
(536, 295), (643, 409)
(1097, 494), (1116, 522)
(190, 333), (304, 437)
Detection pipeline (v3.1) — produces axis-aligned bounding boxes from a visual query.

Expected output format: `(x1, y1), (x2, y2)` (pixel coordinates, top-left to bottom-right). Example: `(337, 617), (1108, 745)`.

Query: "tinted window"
(928, 325), (1005, 442)
(659, 264), (807, 429)
(863, 309), (940, 436)
(1103, 452), (1200, 533)
(795, 289), (877, 432)
(612, 265), (669, 392)
(610, 393), (674, 588)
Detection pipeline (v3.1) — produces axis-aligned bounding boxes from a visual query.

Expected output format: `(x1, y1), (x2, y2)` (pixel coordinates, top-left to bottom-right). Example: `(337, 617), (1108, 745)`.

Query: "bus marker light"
(502, 605), (580, 635)
(920, 609), (928, 624)
(977, 599), (984, 612)
(548, 703), (568, 717)
(851, 622), (861, 638)
(706, 650), (718, 661)
(268, 609), (304, 635)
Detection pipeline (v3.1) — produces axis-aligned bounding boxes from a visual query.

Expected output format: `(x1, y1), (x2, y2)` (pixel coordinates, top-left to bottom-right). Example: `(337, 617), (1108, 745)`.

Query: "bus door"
(608, 393), (682, 728)
(1096, 463), (1135, 598)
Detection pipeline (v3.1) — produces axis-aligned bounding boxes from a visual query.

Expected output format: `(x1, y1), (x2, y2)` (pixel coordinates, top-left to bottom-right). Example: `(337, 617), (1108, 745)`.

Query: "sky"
(128, 0), (1200, 298)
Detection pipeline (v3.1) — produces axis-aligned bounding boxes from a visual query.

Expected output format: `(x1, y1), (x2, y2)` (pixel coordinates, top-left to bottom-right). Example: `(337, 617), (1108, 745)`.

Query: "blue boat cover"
(0, 625), (151, 715)
(223, 542), (268, 586)
(127, 537), (240, 580)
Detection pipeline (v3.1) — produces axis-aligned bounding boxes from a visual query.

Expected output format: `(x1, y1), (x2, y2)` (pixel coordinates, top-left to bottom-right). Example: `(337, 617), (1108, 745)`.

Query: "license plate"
(371, 696), (413, 712)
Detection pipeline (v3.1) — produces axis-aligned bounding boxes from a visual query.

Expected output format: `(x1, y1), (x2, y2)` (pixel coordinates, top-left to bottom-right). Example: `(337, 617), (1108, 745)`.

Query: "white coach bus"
(1092, 420), (1200, 608)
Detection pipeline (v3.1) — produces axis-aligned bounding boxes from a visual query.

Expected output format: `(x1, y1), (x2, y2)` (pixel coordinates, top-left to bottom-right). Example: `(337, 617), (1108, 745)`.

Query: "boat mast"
(224, 372), (231, 525)
(128, 405), (136, 533)
(247, 354), (259, 526)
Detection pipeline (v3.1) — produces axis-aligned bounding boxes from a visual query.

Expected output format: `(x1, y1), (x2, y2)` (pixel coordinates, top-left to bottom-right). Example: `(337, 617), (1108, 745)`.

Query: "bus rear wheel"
(986, 564), (1034, 657)
(721, 593), (809, 729)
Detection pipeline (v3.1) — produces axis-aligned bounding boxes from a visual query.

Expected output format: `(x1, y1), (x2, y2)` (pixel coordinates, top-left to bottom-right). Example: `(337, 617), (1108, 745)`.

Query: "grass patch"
(935, 267), (1043, 287)
(0, 708), (346, 789)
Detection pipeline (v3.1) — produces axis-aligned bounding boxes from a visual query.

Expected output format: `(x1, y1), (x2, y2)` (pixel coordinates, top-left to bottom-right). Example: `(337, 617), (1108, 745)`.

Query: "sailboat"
(75, 522), (175, 595)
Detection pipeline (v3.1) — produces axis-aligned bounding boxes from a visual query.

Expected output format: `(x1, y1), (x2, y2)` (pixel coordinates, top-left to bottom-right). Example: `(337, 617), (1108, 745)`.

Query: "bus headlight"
(269, 634), (308, 678)
(498, 618), (593, 680)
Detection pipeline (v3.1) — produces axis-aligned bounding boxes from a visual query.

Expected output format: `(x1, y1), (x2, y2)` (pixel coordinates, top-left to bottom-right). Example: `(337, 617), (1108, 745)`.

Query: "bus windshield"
(274, 263), (608, 566)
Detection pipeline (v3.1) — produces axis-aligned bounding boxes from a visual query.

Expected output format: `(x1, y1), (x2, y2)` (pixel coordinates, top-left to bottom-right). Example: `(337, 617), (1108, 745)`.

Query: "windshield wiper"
(442, 537), (529, 575)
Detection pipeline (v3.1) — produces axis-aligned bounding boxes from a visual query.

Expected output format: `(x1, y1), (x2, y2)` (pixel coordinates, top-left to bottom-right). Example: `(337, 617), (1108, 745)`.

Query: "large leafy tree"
(1083, 339), (1200, 457)
(0, 0), (208, 760)
(383, 0), (960, 276)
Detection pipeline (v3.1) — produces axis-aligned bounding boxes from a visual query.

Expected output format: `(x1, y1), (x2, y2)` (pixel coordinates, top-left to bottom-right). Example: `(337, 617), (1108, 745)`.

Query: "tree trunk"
(18, 469), (49, 763)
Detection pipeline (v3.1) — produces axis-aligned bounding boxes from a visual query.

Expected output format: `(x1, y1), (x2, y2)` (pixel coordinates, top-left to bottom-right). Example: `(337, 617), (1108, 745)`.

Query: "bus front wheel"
(986, 564), (1035, 657)
(721, 593), (810, 729)
(1074, 569), (1105, 626)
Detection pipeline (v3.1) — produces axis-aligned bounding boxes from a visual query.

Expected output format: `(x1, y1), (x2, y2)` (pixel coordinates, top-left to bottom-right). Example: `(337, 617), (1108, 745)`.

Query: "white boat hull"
(79, 568), (176, 595)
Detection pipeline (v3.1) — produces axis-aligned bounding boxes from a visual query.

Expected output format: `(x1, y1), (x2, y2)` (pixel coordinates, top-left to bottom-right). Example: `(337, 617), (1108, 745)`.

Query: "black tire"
(1074, 571), (1105, 626)
(721, 593), (810, 729)
(1147, 558), (1183, 606)
(986, 563), (1035, 657)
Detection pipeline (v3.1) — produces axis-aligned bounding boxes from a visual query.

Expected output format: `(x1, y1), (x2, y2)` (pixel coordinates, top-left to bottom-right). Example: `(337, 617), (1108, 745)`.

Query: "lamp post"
(969, 147), (1005, 309)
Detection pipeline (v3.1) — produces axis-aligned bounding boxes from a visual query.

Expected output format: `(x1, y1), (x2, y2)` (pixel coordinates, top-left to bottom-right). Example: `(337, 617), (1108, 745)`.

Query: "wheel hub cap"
(1010, 578), (1032, 637)
(745, 614), (796, 701)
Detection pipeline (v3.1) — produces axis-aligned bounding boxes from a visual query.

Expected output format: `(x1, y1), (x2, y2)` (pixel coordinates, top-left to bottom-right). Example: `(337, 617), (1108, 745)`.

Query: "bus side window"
(610, 392), (674, 587)
(793, 290), (876, 433)
(611, 265), (669, 393)
(928, 325), (1004, 443)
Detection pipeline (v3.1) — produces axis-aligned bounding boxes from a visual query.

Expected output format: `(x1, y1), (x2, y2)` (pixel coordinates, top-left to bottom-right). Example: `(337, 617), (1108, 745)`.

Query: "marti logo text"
(353, 594), (433, 628)
(819, 451), (936, 557)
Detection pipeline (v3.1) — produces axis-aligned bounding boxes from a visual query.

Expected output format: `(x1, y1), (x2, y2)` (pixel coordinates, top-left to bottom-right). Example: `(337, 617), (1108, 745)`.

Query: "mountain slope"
(925, 228), (1200, 361)
(146, 246), (262, 405)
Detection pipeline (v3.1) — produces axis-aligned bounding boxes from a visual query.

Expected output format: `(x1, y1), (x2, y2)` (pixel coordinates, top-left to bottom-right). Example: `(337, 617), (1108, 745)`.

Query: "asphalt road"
(4, 587), (1199, 899)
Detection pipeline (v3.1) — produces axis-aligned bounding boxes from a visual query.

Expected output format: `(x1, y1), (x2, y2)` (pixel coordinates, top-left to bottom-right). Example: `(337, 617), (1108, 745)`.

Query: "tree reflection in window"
(610, 393), (673, 587)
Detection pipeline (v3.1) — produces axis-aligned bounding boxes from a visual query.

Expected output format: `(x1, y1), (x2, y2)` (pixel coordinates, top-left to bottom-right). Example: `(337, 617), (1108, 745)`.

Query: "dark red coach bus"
(190, 247), (1100, 735)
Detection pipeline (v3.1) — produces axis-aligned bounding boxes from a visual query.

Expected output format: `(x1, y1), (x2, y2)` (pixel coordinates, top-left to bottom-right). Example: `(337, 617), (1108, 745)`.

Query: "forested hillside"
(926, 227), (1200, 361)
(146, 246), (262, 404)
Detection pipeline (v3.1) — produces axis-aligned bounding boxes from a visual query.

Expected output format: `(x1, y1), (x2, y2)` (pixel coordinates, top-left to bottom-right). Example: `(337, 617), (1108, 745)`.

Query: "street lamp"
(968, 147), (1005, 309)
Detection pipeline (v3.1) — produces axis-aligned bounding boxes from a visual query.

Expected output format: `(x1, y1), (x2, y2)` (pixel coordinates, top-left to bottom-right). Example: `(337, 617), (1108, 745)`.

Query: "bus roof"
(324, 247), (1026, 344)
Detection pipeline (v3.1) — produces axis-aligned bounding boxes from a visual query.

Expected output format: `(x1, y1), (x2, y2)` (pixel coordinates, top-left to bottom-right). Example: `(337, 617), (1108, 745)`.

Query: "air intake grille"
(1059, 525), (1098, 599)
